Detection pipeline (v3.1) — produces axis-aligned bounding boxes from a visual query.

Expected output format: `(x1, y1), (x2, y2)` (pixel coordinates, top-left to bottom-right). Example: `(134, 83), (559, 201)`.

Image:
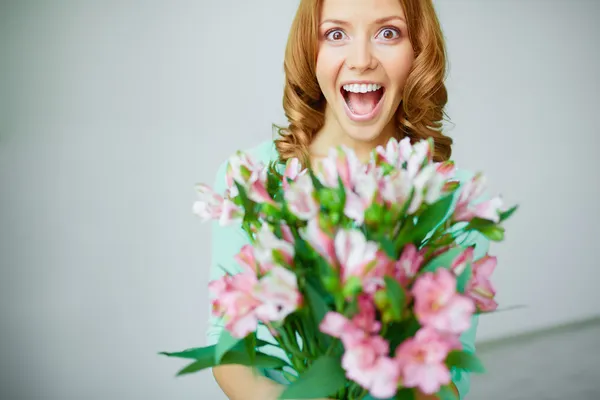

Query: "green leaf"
(395, 388), (416, 400)
(307, 167), (324, 192)
(410, 194), (454, 244)
(420, 246), (465, 274)
(499, 205), (518, 222)
(437, 385), (458, 400)
(244, 333), (257, 366)
(215, 330), (242, 364)
(384, 276), (406, 320)
(278, 355), (346, 399)
(380, 237), (397, 259)
(479, 225), (505, 241)
(445, 350), (486, 373)
(464, 217), (494, 231)
(159, 345), (215, 360)
(176, 350), (288, 377)
(305, 279), (333, 350)
(455, 262), (473, 294)
(395, 216), (416, 250)
(364, 394), (393, 400)
(234, 181), (256, 221)
(386, 317), (421, 353)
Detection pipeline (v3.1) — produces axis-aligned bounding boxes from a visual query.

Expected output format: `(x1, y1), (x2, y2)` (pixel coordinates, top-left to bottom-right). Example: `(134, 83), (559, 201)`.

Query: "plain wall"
(1, 0), (599, 399)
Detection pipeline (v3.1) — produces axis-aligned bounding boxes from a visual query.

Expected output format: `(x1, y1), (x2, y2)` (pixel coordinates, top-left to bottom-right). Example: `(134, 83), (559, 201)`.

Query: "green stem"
(324, 338), (340, 357)
(294, 318), (315, 358)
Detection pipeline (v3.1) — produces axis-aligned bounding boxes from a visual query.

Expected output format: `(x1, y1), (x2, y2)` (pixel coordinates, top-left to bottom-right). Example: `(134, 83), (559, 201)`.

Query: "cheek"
(382, 50), (415, 89)
(316, 49), (343, 94)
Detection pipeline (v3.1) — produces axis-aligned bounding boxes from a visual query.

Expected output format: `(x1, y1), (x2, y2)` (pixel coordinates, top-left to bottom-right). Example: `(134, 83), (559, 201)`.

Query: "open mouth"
(341, 83), (385, 121)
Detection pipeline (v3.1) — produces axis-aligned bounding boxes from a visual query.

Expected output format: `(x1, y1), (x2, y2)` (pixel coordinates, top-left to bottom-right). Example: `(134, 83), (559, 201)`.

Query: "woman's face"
(316, 0), (415, 143)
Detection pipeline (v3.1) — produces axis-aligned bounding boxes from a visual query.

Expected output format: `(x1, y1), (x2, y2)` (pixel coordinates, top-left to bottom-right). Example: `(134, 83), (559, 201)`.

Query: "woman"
(206, 0), (489, 398)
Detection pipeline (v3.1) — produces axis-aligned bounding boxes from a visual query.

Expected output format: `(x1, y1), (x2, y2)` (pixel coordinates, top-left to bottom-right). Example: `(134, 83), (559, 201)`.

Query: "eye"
(377, 27), (401, 40)
(325, 29), (347, 41)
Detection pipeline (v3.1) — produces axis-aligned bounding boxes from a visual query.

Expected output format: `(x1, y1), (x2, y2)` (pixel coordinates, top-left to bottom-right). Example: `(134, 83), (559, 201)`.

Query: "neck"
(309, 105), (399, 164)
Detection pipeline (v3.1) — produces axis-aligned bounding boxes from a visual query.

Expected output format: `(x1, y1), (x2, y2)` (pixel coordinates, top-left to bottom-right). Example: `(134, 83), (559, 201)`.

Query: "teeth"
(343, 83), (382, 93)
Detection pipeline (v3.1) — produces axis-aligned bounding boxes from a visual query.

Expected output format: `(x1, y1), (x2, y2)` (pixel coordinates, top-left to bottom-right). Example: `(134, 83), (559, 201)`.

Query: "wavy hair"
(274, 0), (453, 166)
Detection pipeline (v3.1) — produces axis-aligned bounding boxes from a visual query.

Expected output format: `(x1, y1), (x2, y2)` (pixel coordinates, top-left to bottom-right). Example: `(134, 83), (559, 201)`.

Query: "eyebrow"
(319, 15), (406, 27)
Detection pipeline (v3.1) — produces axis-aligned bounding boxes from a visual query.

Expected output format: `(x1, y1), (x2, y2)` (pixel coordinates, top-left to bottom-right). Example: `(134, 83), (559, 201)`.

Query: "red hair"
(274, 0), (453, 166)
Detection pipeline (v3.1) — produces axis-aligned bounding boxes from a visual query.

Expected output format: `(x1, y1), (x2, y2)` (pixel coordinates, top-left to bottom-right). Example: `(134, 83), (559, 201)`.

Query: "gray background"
(1, 0), (599, 399)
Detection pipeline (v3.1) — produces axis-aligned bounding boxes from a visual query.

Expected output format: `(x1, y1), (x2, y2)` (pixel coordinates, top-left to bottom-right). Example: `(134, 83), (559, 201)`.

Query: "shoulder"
(212, 140), (279, 191)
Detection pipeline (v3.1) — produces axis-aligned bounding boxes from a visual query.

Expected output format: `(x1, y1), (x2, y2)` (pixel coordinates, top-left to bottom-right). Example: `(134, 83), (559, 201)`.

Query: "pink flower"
(434, 160), (456, 179)
(192, 184), (223, 219)
(453, 173), (503, 223)
(192, 184), (242, 226)
(351, 294), (382, 334)
(219, 199), (244, 226)
(225, 152), (275, 205)
(247, 166), (276, 205)
(450, 247), (474, 276)
(380, 170), (412, 207)
(280, 223), (296, 244)
(303, 218), (336, 265)
(413, 164), (448, 205)
(343, 336), (400, 399)
(320, 311), (352, 338)
(315, 145), (361, 189)
(226, 151), (256, 188)
(394, 244), (425, 285)
(209, 273), (261, 338)
(234, 245), (259, 274)
(254, 266), (302, 322)
(412, 269), (475, 334)
(343, 169), (379, 223)
(395, 327), (452, 395)
(254, 224), (295, 268)
(320, 311), (400, 399)
(284, 173), (319, 220)
(334, 229), (379, 283)
(467, 255), (498, 312)
(283, 157), (303, 188)
(405, 139), (432, 180)
(319, 302), (399, 397)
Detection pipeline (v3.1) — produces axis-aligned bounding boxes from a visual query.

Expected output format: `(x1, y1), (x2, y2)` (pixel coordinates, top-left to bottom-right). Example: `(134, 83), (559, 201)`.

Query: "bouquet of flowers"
(160, 137), (517, 400)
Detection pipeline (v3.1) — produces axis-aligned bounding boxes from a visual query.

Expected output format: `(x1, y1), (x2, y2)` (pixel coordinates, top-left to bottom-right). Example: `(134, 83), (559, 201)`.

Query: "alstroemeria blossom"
(395, 327), (453, 395)
(226, 151), (256, 188)
(284, 173), (319, 220)
(193, 184), (223, 220)
(344, 169), (379, 223)
(454, 173), (503, 223)
(412, 269), (475, 334)
(343, 336), (400, 399)
(450, 247), (475, 276)
(319, 298), (399, 399)
(254, 266), (302, 322)
(254, 224), (295, 268)
(315, 145), (362, 189)
(283, 157), (303, 186)
(209, 273), (261, 338)
(467, 255), (498, 312)
(394, 244), (425, 286)
(303, 217), (336, 265)
(334, 229), (379, 283)
(193, 184), (242, 226)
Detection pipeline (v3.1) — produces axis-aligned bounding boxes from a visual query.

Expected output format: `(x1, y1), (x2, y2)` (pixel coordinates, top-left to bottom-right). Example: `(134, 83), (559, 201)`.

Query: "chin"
(340, 123), (388, 143)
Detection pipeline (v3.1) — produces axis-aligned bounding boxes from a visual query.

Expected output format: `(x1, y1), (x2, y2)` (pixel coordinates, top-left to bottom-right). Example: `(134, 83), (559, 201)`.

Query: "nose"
(346, 37), (376, 72)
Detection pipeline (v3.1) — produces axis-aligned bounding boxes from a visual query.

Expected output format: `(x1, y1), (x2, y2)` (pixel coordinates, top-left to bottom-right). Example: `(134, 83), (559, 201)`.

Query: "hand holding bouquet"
(161, 137), (517, 400)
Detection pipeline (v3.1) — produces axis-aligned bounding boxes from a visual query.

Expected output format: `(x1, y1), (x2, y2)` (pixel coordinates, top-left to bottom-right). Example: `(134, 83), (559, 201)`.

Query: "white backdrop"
(1, 0), (599, 399)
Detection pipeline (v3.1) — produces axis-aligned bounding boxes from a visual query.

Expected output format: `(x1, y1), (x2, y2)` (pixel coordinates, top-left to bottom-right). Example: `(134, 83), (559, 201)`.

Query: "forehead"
(319, 0), (406, 21)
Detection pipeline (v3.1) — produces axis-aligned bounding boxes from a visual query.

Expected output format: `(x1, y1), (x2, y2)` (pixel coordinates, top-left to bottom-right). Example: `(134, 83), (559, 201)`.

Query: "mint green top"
(205, 140), (489, 399)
